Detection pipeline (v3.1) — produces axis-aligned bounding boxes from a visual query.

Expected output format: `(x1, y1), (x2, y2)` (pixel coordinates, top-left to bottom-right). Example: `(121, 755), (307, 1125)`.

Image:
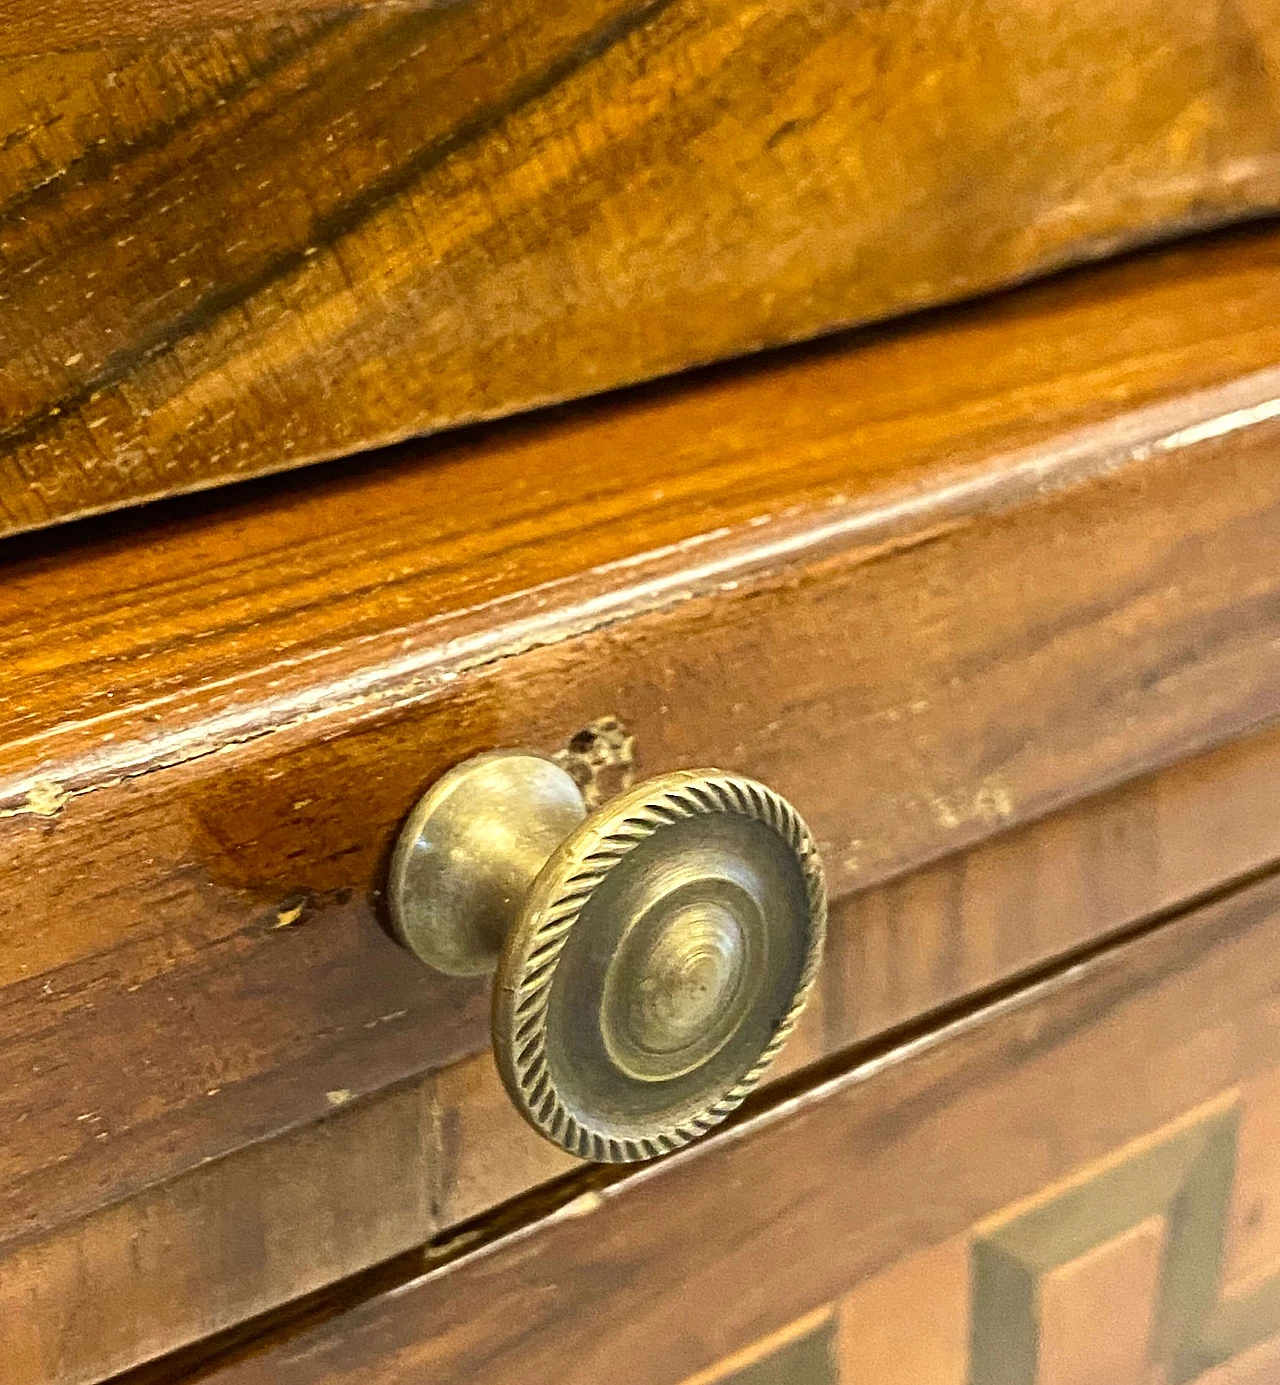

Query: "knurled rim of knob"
(492, 770), (827, 1163)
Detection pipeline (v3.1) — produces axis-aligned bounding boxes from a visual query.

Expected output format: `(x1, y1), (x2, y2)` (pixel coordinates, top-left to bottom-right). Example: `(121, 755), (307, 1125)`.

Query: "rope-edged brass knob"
(388, 751), (826, 1163)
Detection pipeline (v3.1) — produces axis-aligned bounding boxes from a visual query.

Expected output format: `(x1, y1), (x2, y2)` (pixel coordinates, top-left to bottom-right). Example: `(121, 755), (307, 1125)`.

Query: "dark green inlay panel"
(969, 1103), (1240, 1385)
(726, 1316), (837, 1385)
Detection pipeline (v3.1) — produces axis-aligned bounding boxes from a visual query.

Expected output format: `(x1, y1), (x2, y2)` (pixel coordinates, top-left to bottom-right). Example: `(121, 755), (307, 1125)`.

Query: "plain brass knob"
(388, 751), (826, 1163)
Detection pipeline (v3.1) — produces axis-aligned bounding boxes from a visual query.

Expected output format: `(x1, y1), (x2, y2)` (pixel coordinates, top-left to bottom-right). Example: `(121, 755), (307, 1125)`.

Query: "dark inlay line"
(0, 0), (682, 461)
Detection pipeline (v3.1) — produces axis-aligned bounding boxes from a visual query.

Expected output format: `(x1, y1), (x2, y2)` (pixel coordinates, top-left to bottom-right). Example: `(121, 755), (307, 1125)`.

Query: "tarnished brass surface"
(387, 753), (587, 978)
(390, 753), (826, 1163)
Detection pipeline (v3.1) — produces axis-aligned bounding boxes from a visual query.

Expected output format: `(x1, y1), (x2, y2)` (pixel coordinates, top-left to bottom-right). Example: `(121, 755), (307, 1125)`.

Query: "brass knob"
(388, 751), (826, 1163)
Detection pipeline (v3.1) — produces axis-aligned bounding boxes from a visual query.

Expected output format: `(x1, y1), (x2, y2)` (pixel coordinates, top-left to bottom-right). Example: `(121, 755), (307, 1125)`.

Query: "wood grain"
(2, 0), (1280, 532)
(0, 0), (397, 57)
(433, 726), (1280, 1230)
(8, 226), (1280, 977)
(8, 229), (1280, 1378)
(9, 727), (1280, 1385)
(149, 855), (1280, 1385)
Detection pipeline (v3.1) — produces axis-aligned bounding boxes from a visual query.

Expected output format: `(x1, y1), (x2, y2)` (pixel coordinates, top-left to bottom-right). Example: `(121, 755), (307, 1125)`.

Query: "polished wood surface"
(2, 2), (1280, 533)
(141, 855), (1280, 1384)
(9, 730), (1280, 1384)
(433, 724), (1280, 1230)
(8, 227), (1280, 975)
(7, 228), (1280, 1379)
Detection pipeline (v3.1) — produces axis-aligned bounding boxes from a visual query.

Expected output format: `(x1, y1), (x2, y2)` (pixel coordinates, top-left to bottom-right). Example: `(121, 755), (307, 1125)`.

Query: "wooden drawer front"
(184, 861), (1280, 1385)
(10, 727), (1280, 1385)
(3, 1), (1280, 534)
(8, 226), (1280, 1382)
(669, 1081), (1280, 1385)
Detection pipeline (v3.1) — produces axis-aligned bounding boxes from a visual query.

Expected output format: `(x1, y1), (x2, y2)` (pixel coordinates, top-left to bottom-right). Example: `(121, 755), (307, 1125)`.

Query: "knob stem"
(388, 751), (587, 976)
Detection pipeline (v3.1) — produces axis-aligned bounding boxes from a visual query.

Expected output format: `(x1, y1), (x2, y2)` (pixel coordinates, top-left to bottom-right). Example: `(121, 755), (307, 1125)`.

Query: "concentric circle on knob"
(600, 896), (755, 1082)
(492, 771), (826, 1162)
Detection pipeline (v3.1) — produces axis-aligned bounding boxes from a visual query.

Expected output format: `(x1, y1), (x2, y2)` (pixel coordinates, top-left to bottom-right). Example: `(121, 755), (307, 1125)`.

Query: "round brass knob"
(388, 751), (826, 1163)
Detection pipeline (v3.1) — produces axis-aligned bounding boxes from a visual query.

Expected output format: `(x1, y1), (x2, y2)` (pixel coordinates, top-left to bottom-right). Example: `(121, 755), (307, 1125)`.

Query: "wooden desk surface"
(1, 0), (1279, 534)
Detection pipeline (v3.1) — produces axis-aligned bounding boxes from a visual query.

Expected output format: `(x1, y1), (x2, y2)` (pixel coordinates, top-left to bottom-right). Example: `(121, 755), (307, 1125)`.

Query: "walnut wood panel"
(672, 1091), (1280, 1385)
(676, 1099), (1280, 1385)
(430, 725), (1280, 1229)
(3, 1), (1280, 532)
(9, 727), (1280, 1385)
(7, 231), (1280, 1379)
(156, 862), (1280, 1385)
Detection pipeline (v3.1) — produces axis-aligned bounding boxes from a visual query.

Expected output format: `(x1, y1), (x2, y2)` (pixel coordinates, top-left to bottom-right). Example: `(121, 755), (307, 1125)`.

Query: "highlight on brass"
(388, 752), (827, 1163)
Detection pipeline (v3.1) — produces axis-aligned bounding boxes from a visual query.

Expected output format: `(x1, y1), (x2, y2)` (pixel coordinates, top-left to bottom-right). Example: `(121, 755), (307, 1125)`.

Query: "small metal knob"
(388, 751), (826, 1163)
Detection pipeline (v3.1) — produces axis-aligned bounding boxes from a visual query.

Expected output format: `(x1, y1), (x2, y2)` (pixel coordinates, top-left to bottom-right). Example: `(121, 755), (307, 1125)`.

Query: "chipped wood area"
(2, 0), (1280, 531)
(0, 778), (69, 819)
(553, 716), (636, 807)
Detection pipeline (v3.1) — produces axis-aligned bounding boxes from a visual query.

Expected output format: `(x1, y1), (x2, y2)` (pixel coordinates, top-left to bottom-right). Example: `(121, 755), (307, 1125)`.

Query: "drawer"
(6, 224), (1280, 1382)
(134, 842), (1280, 1384)
(3, 1), (1280, 534)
